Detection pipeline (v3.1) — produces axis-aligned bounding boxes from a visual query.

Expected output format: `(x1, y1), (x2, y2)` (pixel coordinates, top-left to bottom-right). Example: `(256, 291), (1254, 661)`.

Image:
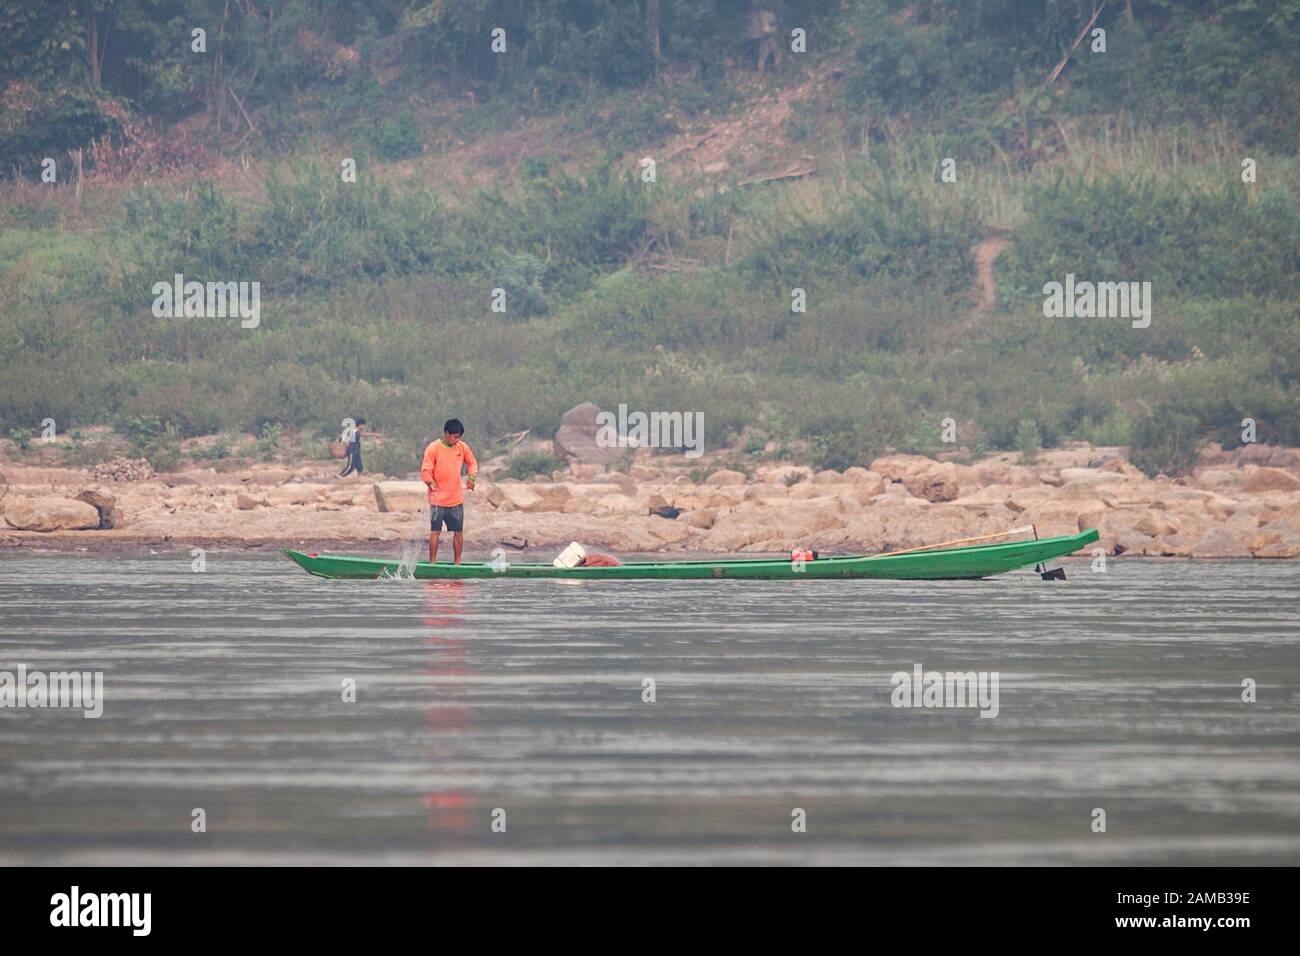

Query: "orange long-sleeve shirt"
(421, 439), (477, 507)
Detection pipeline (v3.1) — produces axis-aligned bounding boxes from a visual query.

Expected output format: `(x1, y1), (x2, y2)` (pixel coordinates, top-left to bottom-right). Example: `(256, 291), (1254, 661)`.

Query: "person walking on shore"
(421, 418), (477, 564)
(339, 418), (366, 477)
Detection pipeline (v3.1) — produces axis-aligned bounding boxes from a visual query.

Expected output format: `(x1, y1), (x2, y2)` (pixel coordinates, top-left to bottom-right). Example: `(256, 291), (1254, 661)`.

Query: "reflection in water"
(421, 581), (474, 835)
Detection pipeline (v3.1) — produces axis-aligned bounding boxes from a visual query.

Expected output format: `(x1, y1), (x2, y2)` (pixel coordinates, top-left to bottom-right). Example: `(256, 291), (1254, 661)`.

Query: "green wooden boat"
(283, 529), (1099, 581)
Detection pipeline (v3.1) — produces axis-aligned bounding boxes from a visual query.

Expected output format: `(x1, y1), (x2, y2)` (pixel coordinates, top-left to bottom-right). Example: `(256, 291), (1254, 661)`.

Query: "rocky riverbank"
(3, 441), (1299, 559)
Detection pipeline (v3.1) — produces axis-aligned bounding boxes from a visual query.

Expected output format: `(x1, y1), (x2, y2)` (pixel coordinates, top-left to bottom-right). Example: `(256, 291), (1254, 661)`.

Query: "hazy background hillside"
(1, 0), (1297, 477)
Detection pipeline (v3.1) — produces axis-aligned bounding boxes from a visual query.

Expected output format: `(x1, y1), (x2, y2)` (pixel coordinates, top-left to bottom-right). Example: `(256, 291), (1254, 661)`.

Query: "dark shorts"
(430, 504), (464, 533)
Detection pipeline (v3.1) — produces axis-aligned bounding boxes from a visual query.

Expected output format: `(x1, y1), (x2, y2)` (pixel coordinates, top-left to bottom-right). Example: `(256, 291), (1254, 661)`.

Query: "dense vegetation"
(1, 0), (1297, 476)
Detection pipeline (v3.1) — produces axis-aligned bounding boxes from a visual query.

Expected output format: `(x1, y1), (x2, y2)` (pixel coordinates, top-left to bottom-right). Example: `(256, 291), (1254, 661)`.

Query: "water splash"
(378, 508), (428, 582)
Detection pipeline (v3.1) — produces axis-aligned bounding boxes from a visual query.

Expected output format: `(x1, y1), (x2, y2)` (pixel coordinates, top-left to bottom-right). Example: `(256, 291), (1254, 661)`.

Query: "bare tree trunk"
(86, 9), (102, 87)
(648, 0), (661, 80)
(71, 148), (83, 206)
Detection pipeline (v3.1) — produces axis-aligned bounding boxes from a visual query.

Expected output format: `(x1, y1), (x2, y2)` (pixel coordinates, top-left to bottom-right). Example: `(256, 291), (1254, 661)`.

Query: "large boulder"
(3, 496), (102, 531)
(74, 488), (117, 529)
(595, 494), (648, 515)
(553, 402), (623, 465)
(494, 482), (571, 513)
(561, 497), (599, 515)
(1243, 467), (1300, 494)
(1248, 530), (1300, 558)
(743, 483), (787, 502)
(372, 480), (429, 513)
(1021, 498), (1107, 537)
(1189, 527), (1251, 558)
(870, 455), (960, 502)
(685, 508), (716, 529)
(704, 468), (747, 486)
(266, 483), (327, 506)
(1114, 531), (1155, 555)
(849, 469), (887, 498)
(1135, 511), (1180, 537)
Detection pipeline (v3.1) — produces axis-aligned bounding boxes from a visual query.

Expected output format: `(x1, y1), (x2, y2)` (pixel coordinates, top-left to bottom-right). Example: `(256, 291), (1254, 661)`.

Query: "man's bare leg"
(429, 532), (440, 564)
(453, 531), (464, 565)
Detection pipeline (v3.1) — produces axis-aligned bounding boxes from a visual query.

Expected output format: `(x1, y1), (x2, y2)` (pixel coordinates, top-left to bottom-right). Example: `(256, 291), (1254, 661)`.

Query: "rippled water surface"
(2, 552), (1298, 865)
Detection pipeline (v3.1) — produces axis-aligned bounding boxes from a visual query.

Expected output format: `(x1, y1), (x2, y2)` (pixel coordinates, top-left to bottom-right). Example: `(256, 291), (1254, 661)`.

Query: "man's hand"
(467, 476), (476, 491)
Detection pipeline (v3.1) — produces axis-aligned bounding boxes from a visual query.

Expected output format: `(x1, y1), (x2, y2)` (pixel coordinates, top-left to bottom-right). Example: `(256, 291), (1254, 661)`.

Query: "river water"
(2, 552), (1298, 865)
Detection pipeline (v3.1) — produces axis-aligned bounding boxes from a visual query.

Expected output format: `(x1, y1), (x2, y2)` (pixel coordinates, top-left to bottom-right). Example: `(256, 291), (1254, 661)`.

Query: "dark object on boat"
(1039, 565), (1067, 580)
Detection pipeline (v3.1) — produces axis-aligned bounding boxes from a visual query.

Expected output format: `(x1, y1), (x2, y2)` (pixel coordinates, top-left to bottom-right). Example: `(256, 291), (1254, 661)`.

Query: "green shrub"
(141, 423), (182, 473)
(367, 440), (420, 478)
(370, 112), (424, 161)
(1129, 407), (1204, 478)
(1000, 175), (1300, 306)
(503, 450), (565, 480)
(1014, 418), (1040, 464)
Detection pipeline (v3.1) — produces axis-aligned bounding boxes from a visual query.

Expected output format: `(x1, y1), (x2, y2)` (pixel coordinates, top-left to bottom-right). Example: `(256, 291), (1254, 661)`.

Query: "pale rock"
(1022, 499), (1106, 538)
(1195, 468), (1241, 489)
(1136, 512), (1180, 537)
(1190, 527), (1251, 558)
(596, 494), (647, 514)
(1153, 536), (1195, 557)
(685, 509), (716, 529)
(603, 471), (638, 495)
(870, 454), (959, 502)
(871, 492), (930, 509)
(1098, 458), (1144, 479)
(849, 469), (886, 497)
(813, 469), (842, 485)
(701, 489), (744, 509)
(574, 482), (625, 497)
(561, 497), (599, 515)
(74, 487), (117, 529)
(1243, 467), (1300, 494)
(553, 402), (622, 465)
(1059, 467), (1110, 485)
(647, 521), (694, 545)
(3, 496), (101, 531)
(265, 483), (326, 506)
(1248, 530), (1300, 558)
(756, 464), (813, 485)
(1114, 531), (1155, 555)
(785, 481), (824, 500)
(743, 484), (787, 502)
(704, 469), (747, 486)
(370, 481), (427, 513)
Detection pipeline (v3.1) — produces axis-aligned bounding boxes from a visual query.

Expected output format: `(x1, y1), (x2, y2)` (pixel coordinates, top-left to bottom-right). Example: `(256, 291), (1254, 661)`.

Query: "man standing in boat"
(421, 419), (478, 565)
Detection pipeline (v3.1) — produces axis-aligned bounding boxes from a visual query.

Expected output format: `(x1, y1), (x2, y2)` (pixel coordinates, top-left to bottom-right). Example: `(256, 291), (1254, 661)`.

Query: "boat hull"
(283, 529), (1099, 581)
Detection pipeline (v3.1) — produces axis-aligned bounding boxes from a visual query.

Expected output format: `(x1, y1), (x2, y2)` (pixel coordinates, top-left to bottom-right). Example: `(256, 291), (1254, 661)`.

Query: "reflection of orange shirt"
(421, 439), (477, 506)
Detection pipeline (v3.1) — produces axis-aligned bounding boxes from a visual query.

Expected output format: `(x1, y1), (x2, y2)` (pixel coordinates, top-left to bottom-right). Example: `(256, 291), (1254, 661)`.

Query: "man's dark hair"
(355, 417), (366, 426)
(443, 418), (465, 436)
